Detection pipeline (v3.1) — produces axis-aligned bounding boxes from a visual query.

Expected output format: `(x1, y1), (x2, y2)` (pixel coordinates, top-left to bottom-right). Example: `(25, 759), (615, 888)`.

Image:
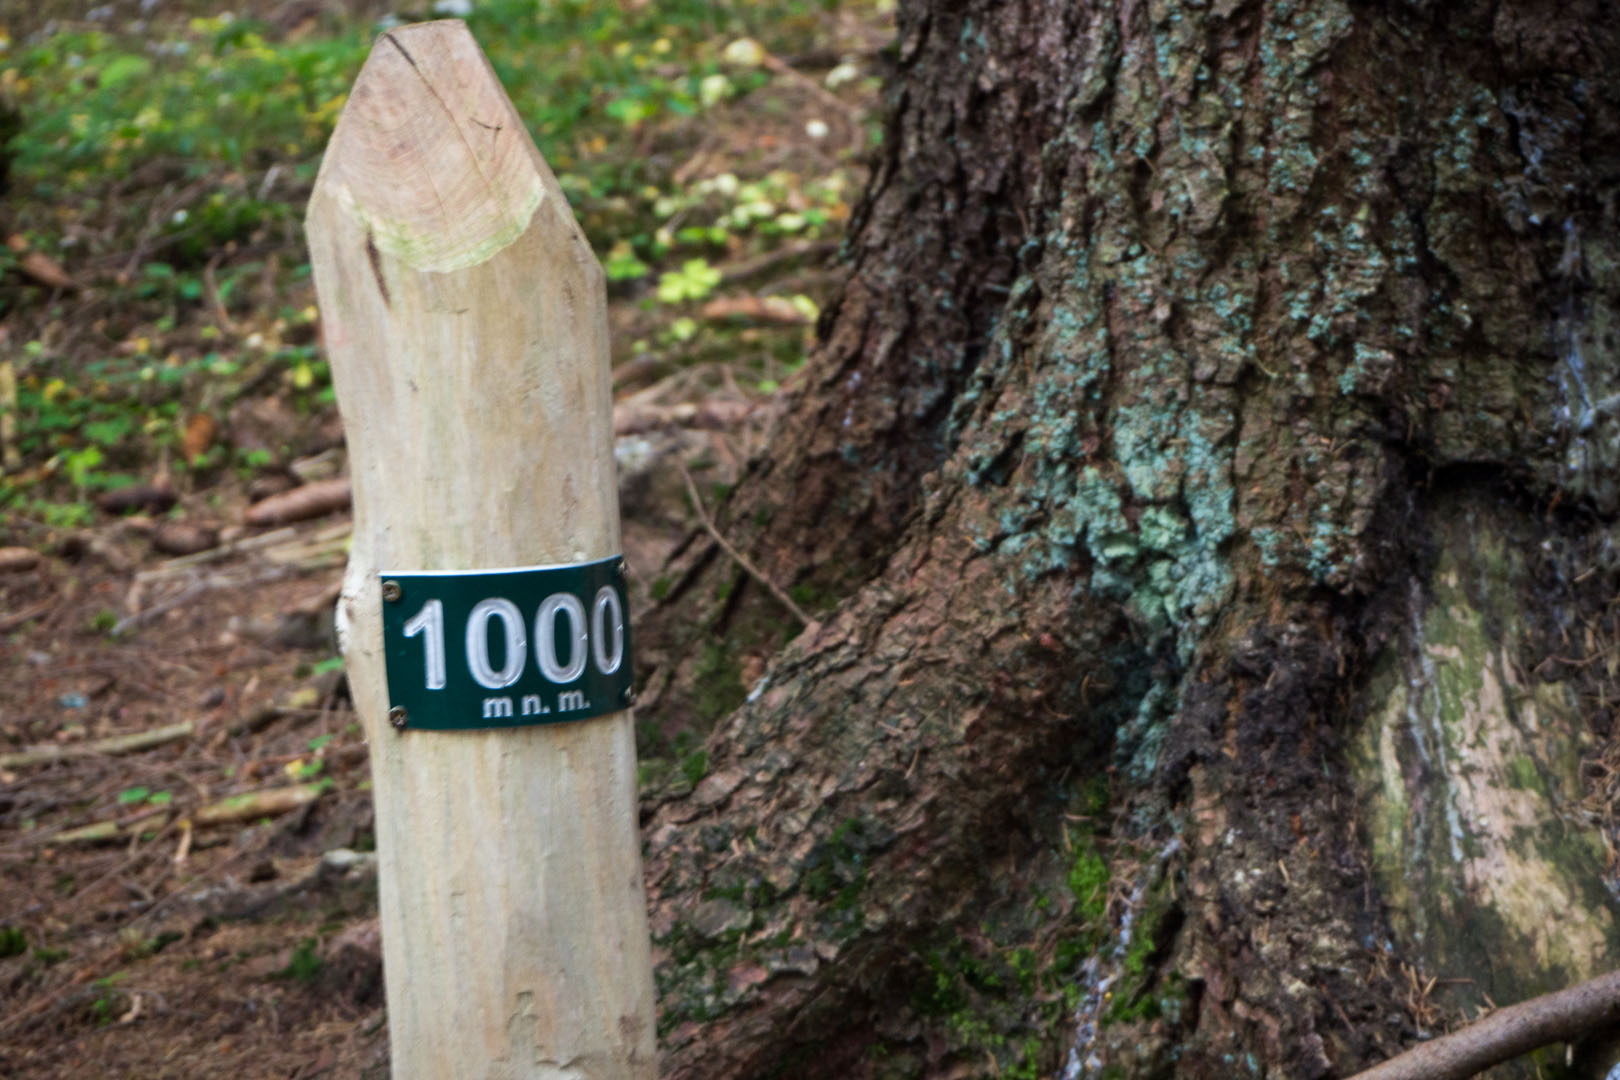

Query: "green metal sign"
(379, 556), (633, 731)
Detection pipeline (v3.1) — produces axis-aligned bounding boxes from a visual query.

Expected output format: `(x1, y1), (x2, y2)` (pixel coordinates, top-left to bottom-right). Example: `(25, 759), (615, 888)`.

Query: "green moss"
(692, 642), (746, 722)
(802, 817), (874, 917)
(679, 748), (709, 788)
(637, 757), (671, 790)
(1067, 843), (1110, 923)
(1007, 947), (1038, 994)
(1121, 922), (1153, 977)
(1354, 494), (1620, 1021)
(788, 580), (839, 614)
(1506, 755), (1541, 793)
(1081, 774), (1110, 816)
(276, 938), (322, 982)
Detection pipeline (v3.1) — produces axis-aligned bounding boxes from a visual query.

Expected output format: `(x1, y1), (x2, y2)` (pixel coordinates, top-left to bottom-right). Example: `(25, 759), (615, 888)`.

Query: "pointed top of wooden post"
(303, 22), (655, 1079)
(312, 19), (579, 274)
(306, 19), (619, 573)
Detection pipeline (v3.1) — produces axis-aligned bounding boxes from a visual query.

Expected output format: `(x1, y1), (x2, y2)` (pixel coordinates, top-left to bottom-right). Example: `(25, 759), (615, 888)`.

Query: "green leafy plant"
(2, 0), (872, 525)
(278, 938), (323, 981)
(656, 258), (722, 304)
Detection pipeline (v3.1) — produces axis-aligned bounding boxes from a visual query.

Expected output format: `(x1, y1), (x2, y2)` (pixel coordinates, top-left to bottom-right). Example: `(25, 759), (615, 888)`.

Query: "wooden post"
(305, 21), (656, 1078)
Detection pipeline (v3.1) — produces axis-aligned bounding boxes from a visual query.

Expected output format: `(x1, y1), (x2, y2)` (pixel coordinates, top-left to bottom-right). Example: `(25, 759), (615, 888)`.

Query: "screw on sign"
(305, 21), (655, 1079)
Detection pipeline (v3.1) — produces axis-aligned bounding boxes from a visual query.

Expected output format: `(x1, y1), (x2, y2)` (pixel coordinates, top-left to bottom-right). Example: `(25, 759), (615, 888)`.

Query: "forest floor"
(0, 0), (890, 1074)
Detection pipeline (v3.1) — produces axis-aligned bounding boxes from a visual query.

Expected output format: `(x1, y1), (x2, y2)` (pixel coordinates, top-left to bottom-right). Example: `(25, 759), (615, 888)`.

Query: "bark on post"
(305, 21), (656, 1079)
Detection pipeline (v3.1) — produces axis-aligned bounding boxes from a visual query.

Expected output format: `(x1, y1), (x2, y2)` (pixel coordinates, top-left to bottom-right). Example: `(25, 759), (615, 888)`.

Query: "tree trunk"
(636, 1), (1620, 1077)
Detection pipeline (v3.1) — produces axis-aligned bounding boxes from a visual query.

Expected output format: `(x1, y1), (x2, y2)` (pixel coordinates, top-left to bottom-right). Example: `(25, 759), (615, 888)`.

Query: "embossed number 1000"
(400, 588), (626, 691)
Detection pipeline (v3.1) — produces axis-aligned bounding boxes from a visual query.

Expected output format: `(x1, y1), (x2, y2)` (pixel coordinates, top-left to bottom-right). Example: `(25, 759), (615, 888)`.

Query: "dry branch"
(192, 783), (325, 827)
(700, 295), (811, 325)
(0, 597), (52, 633)
(136, 525), (299, 578)
(0, 357), (18, 471)
(0, 545), (40, 573)
(613, 398), (754, 436)
(150, 520), (220, 556)
(244, 477), (351, 526)
(110, 579), (208, 636)
(678, 462), (815, 627)
(0, 721), (194, 770)
(1349, 970), (1620, 1080)
(95, 483), (177, 515)
(716, 239), (838, 285)
(50, 820), (124, 845)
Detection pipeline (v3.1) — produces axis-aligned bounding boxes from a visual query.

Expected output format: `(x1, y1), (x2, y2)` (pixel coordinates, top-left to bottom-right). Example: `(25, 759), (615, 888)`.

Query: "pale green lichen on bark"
(1352, 500), (1615, 1010)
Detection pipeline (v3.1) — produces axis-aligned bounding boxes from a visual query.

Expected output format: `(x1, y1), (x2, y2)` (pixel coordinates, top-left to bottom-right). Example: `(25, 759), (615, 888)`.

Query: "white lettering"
(535, 593), (588, 684)
(467, 598), (526, 689)
(402, 599), (446, 691)
(592, 586), (624, 676)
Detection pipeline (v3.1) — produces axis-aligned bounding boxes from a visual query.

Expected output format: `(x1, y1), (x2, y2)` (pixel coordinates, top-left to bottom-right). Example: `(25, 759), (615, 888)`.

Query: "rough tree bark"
(634, 1), (1620, 1077)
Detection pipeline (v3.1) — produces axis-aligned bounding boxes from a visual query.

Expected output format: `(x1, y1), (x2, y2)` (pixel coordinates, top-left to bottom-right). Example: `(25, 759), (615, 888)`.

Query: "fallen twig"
(116, 565), (302, 636)
(0, 545), (40, 573)
(136, 521), (352, 581)
(111, 578), (208, 636)
(0, 597), (53, 634)
(203, 251), (242, 336)
(136, 525), (299, 578)
(759, 48), (864, 143)
(244, 477), (351, 527)
(700, 295), (812, 326)
(0, 356), (19, 470)
(1348, 969), (1620, 1080)
(614, 399), (754, 437)
(50, 820), (124, 845)
(192, 782), (326, 826)
(0, 721), (194, 770)
(717, 239), (838, 286)
(678, 463), (815, 628)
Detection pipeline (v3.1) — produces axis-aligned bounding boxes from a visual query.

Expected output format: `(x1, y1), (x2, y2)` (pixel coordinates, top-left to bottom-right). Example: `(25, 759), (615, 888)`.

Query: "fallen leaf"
(19, 252), (75, 291)
(182, 413), (216, 463)
(7, 235), (75, 290)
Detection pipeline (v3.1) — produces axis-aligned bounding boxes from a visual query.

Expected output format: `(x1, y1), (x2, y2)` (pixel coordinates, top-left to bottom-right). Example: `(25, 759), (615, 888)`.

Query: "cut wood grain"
(306, 21), (656, 1079)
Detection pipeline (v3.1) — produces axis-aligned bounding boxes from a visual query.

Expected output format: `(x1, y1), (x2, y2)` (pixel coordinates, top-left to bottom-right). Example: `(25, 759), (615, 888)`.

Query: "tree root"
(1348, 970), (1620, 1080)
